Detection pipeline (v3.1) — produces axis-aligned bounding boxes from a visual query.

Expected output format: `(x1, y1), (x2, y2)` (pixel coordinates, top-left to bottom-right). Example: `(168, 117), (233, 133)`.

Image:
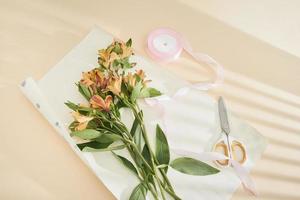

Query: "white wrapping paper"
(20, 27), (267, 200)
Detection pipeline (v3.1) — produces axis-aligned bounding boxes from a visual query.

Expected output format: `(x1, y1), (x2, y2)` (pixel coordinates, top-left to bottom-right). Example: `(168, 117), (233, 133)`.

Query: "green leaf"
(120, 83), (130, 99)
(142, 145), (151, 166)
(76, 106), (94, 116)
(95, 134), (121, 143)
(77, 140), (112, 150)
(82, 144), (125, 152)
(131, 116), (143, 152)
(68, 121), (79, 132)
(85, 120), (98, 130)
(134, 131), (143, 153)
(113, 43), (122, 54)
(116, 99), (127, 109)
(71, 129), (101, 140)
(129, 183), (147, 200)
(123, 60), (132, 69)
(130, 81), (143, 102)
(170, 157), (220, 176)
(131, 83), (162, 102)
(113, 153), (138, 176)
(126, 38), (132, 47)
(78, 106), (94, 112)
(140, 87), (162, 98)
(155, 125), (170, 169)
(112, 59), (120, 68)
(65, 101), (78, 111)
(78, 82), (92, 100)
(130, 117), (139, 137)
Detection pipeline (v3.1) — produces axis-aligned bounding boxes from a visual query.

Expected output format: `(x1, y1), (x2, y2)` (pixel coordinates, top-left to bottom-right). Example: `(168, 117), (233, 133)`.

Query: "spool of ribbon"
(147, 27), (224, 92)
(145, 28), (257, 196)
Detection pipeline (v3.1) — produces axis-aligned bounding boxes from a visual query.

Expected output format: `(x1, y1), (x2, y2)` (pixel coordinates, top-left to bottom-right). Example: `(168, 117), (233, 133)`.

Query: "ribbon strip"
(172, 149), (258, 196)
(145, 28), (257, 196)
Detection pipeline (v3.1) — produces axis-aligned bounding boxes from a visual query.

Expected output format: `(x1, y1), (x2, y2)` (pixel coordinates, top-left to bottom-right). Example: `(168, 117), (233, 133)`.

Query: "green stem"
(109, 118), (161, 199)
(130, 103), (180, 199)
(154, 157), (175, 193)
(124, 140), (159, 200)
(115, 98), (180, 200)
(154, 168), (166, 200)
(158, 179), (181, 200)
(129, 140), (154, 173)
(145, 181), (159, 200)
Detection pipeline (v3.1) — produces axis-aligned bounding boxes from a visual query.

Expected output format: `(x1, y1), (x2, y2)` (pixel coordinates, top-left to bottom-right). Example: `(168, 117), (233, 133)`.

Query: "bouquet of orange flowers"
(65, 39), (219, 200)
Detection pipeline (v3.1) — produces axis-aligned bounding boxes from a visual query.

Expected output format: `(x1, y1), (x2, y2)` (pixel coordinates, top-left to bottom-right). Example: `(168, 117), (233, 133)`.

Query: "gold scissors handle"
(214, 138), (247, 166)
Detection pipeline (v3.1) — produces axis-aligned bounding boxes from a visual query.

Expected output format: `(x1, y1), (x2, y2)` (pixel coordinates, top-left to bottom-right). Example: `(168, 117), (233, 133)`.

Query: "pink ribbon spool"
(147, 27), (224, 91)
(147, 28), (183, 62)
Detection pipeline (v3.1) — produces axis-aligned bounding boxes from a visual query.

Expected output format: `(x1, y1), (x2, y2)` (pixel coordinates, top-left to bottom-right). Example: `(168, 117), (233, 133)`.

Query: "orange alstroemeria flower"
(136, 69), (145, 80)
(98, 49), (111, 68)
(93, 70), (109, 90)
(124, 73), (136, 87)
(135, 69), (151, 86)
(120, 42), (133, 58)
(90, 95), (112, 111)
(109, 52), (120, 62)
(98, 40), (133, 69)
(72, 112), (93, 131)
(81, 72), (94, 86)
(80, 69), (110, 92)
(107, 77), (122, 95)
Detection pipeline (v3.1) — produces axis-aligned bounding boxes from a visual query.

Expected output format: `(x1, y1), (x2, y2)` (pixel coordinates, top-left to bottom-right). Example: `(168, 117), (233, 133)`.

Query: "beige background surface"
(182, 0), (300, 60)
(1, 0), (300, 200)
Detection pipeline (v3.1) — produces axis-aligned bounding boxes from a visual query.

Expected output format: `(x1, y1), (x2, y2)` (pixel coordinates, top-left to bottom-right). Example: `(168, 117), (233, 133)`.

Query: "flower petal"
(75, 121), (89, 131)
(90, 95), (106, 109)
(104, 95), (113, 110)
(107, 77), (122, 95)
(72, 112), (93, 123)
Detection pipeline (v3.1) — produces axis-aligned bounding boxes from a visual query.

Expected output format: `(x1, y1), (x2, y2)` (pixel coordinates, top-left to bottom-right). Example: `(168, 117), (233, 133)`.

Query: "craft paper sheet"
(20, 27), (267, 200)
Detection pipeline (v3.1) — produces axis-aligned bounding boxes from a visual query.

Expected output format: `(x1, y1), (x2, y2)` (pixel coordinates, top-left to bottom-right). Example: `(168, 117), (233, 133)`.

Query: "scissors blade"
(218, 97), (231, 135)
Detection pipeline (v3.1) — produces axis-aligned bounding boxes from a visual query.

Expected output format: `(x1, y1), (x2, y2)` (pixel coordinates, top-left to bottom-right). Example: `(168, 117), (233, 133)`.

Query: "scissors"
(213, 97), (247, 167)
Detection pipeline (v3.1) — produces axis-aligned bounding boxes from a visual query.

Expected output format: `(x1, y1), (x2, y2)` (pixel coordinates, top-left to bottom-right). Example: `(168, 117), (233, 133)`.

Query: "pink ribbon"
(145, 28), (257, 196)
